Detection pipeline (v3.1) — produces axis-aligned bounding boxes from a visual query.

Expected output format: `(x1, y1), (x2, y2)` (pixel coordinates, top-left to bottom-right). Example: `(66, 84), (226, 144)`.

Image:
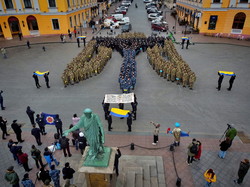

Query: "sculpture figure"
(63, 108), (104, 159)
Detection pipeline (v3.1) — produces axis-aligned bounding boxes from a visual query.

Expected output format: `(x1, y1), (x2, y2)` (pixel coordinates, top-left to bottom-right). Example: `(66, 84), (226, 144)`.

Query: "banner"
(104, 93), (134, 104)
(42, 112), (57, 125)
(218, 71), (235, 76)
(34, 71), (49, 76)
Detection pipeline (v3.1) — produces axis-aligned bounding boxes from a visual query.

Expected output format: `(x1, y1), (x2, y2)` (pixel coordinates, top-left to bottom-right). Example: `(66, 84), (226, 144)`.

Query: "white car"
(152, 19), (168, 25)
(121, 2), (131, 6)
(118, 17), (130, 25)
(148, 13), (163, 21)
(104, 19), (120, 28)
(144, 0), (152, 3)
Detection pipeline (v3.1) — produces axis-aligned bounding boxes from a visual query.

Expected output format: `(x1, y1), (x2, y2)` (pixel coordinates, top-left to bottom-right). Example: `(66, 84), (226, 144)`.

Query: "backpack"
(190, 143), (198, 154)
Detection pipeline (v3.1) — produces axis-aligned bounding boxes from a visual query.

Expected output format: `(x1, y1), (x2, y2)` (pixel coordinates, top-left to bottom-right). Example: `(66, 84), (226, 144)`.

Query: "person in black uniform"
(54, 114), (63, 137)
(77, 38), (80, 48)
(0, 90), (5, 110)
(11, 120), (24, 143)
(0, 116), (10, 139)
(127, 113), (132, 132)
(107, 112), (113, 131)
(33, 73), (41, 88)
(131, 101), (137, 121)
(36, 114), (46, 135)
(216, 72), (224, 91)
(114, 148), (121, 176)
(227, 75), (236, 91)
(119, 103), (124, 119)
(44, 72), (50, 88)
(181, 38), (185, 49)
(186, 38), (190, 49)
(102, 100), (110, 120)
(31, 125), (42, 145)
(26, 106), (35, 125)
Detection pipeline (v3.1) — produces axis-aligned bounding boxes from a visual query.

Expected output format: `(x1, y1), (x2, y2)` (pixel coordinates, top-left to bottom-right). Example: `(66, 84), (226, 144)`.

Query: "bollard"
(130, 143), (134, 150)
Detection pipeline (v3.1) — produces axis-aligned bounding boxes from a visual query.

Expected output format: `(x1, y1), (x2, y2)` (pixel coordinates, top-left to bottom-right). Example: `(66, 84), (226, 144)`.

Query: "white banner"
(104, 93), (134, 103)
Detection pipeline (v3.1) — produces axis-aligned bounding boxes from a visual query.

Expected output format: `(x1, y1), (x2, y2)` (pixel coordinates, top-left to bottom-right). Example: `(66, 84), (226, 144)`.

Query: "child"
(150, 121), (160, 146)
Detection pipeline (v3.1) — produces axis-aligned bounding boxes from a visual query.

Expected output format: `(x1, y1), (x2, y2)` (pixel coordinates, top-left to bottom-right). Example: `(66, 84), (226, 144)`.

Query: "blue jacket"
(49, 169), (60, 181)
(21, 179), (35, 187)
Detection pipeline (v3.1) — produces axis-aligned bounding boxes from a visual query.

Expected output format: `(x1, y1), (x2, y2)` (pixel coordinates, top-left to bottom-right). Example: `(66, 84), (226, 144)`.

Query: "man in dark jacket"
(4, 166), (20, 187)
(234, 159), (250, 184)
(38, 167), (51, 185)
(31, 125), (42, 145)
(26, 106), (35, 125)
(0, 90), (6, 110)
(227, 75), (236, 91)
(11, 120), (24, 143)
(54, 114), (63, 137)
(119, 103), (124, 119)
(32, 73), (41, 88)
(31, 145), (44, 168)
(107, 112), (112, 131)
(114, 148), (121, 176)
(127, 113), (132, 132)
(10, 144), (22, 164)
(216, 72), (224, 91)
(36, 114), (46, 135)
(0, 116), (10, 139)
(62, 162), (75, 184)
(131, 101), (138, 121)
(59, 136), (72, 157)
(44, 72), (50, 88)
(78, 132), (87, 155)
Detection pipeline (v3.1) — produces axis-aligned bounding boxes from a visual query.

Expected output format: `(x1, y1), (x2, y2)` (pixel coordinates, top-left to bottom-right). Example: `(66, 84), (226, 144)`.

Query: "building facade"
(176, 0), (250, 38)
(0, 0), (102, 39)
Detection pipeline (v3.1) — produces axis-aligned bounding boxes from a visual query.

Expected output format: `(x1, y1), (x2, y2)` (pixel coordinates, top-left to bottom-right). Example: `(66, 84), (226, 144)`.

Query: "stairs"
(117, 155), (166, 187)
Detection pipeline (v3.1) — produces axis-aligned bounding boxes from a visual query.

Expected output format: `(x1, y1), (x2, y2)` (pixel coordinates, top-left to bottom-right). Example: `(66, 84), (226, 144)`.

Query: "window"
(239, 0), (248, 3)
(67, 0), (70, 7)
(23, 0), (32, 8)
(213, 0), (220, 3)
(52, 19), (60, 30)
(48, 0), (56, 8)
(232, 12), (246, 29)
(4, 0), (14, 9)
(78, 14), (80, 25)
(208, 15), (218, 30)
(70, 17), (73, 28)
(74, 15), (77, 26)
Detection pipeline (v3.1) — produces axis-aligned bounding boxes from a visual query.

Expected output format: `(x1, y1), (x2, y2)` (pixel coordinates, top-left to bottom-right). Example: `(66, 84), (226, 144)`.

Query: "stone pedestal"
(78, 147), (117, 187)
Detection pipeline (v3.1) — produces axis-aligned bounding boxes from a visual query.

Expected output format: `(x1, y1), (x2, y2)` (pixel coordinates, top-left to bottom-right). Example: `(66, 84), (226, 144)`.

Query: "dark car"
(121, 24), (132, 32)
(151, 23), (168, 32)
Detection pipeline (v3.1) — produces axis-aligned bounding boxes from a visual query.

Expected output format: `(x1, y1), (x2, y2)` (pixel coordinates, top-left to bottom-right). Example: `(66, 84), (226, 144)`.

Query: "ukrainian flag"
(34, 71), (49, 76)
(218, 71), (235, 76)
(110, 108), (130, 118)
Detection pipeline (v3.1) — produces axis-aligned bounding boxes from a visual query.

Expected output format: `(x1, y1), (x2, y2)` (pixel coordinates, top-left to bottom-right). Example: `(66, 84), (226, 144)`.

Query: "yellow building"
(176, 0), (250, 38)
(0, 0), (107, 39)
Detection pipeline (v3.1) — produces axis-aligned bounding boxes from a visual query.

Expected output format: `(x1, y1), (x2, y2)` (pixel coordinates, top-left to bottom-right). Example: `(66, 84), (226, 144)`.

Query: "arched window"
(232, 12), (246, 29)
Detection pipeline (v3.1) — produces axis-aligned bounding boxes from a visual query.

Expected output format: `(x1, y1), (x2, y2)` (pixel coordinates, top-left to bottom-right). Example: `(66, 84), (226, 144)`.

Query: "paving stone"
(135, 174), (143, 187)
(143, 165), (151, 181)
(151, 176), (159, 187)
(150, 165), (157, 177)
(156, 156), (164, 174)
(126, 171), (135, 187)
(157, 173), (166, 185)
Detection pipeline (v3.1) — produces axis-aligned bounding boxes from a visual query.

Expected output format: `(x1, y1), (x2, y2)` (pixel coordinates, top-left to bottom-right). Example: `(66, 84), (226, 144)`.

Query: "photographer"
(225, 124), (237, 148)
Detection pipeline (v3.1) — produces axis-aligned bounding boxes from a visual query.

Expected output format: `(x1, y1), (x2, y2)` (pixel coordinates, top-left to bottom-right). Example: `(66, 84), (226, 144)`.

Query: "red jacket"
(18, 153), (28, 164)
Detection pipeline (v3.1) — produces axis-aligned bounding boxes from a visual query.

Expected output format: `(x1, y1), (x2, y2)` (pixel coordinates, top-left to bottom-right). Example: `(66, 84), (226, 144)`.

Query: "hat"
(79, 132), (84, 137)
(175, 122), (180, 127)
(156, 124), (160, 128)
(84, 108), (92, 114)
(13, 120), (17, 123)
(7, 166), (14, 171)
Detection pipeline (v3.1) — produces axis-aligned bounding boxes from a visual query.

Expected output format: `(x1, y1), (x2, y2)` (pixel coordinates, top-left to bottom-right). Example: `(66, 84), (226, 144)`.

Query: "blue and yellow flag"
(34, 71), (49, 76)
(110, 108), (130, 118)
(218, 71), (235, 76)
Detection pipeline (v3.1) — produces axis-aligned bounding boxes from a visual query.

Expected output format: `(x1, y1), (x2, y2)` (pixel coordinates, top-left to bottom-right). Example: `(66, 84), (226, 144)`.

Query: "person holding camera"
(225, 124), (237, 148)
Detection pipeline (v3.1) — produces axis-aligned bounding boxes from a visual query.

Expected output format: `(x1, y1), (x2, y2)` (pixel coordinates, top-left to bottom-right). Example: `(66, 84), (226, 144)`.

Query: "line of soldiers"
(61, 40), (112, 87)
(147, 38), (196, 90)
(118, 49), (137, 93)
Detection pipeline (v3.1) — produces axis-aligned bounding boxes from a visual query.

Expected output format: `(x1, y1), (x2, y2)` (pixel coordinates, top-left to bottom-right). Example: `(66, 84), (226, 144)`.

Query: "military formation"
(147, 38), (196, 90)
(118, 49), (137, 93)
(62, 32), (195, 90)
(61, 40), (112, 87)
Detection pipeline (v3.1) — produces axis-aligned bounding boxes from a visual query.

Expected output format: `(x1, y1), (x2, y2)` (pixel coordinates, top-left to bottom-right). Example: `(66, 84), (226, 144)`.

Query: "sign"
(104, 93), (134, 103)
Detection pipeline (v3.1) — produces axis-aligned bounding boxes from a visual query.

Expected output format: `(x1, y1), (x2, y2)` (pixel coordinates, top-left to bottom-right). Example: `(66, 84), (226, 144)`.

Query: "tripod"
(219, 124), (231, 142)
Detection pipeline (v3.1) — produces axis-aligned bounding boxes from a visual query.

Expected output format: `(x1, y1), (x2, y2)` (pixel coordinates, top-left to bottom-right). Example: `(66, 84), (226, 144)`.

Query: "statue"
(63, 108), (105, 160)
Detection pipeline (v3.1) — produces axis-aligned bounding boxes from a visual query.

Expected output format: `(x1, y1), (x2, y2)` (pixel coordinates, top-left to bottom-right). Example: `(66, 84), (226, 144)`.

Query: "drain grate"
(237, 131), (250, 144)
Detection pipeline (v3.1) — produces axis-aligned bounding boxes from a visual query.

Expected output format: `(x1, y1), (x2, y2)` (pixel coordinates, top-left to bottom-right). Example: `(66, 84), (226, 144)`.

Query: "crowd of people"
(61, 40), (112, 87)
(147, 39), (196, 89)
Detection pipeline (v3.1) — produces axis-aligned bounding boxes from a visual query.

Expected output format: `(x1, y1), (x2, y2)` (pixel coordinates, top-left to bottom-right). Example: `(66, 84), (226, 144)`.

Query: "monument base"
(83, 147), (111, 167)
(79, 147), (117, 187)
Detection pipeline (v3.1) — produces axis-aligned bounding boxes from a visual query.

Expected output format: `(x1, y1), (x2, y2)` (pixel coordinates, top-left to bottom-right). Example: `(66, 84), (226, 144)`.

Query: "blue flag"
(42, 112), (57, 125)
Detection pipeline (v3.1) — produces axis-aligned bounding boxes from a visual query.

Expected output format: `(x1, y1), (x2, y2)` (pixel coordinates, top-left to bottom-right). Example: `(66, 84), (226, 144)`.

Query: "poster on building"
(104, 93), (134, 103)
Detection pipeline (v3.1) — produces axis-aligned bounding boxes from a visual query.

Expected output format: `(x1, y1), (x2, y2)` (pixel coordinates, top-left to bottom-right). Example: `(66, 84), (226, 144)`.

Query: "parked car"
(148, 13), (163, 21)
(121, 23), (132, 32)
(119, 5), (129, 10)
(104, 19), (120, 28)
(111, 14), (124, 21)
(144, 0), (152, 3)
(145, 2), (157, 9)
(115, 8), (127, 15)
(121, 2), (131, 6)
(147, 9), (162, 15)
(119, 17), (130, 25)
(151, 22), (168, 32)
(152, 19), (167, 25)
